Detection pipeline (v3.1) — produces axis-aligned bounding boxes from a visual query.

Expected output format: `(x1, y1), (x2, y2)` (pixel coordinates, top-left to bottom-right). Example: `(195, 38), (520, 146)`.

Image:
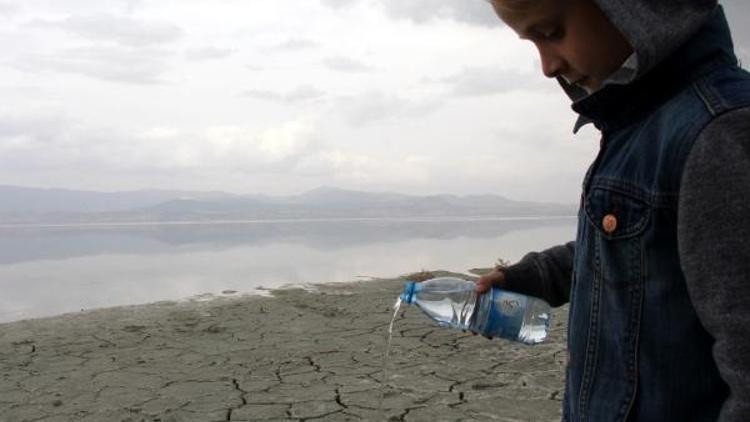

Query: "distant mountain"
(0, 185), (234, 213)
(0, 185), (576, 224)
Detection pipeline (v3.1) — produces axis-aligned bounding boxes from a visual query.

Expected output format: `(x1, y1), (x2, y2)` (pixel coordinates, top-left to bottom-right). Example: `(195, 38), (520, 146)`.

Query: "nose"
(537, 46), (565, 79)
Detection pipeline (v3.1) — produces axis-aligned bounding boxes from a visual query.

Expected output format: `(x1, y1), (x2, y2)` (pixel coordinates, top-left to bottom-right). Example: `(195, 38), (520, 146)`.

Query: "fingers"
(475, 270), (505, 294)
(475, 280), (490, 294)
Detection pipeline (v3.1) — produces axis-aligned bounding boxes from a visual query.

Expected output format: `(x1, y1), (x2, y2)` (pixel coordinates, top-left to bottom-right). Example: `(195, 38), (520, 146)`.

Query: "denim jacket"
(567, 9), (750, 421)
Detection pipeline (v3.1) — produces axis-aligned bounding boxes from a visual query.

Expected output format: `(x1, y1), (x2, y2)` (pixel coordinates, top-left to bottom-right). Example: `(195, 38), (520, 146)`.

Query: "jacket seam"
(578, 234), (603, 421)
(693, 79), (720, 116)
(588, 177), (679, 208)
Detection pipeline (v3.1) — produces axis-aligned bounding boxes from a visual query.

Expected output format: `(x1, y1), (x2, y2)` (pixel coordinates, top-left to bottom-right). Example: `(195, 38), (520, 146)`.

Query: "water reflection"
(0, 217), (576, 323)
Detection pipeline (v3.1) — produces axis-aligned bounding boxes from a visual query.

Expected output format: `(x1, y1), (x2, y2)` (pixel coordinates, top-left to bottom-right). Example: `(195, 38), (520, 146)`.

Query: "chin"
(580, 79), (603, 94)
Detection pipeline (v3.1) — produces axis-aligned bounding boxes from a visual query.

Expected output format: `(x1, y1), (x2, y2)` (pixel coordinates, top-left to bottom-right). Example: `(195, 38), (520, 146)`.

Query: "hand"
(475, 270), (506, 295)
(469, 270), (506, 340)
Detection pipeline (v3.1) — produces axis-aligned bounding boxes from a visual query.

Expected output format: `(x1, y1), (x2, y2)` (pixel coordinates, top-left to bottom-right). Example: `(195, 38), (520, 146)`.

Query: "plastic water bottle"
(400, 277), (551, 345)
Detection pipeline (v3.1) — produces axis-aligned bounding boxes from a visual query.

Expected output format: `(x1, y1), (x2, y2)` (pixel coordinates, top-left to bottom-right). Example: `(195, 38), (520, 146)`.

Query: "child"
(475, 0), (750, 421)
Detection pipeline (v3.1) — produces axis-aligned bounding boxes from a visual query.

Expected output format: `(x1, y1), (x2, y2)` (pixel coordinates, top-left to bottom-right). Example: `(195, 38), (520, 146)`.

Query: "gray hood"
(595, 0), (718, 78)
(561, 0), (718, 101)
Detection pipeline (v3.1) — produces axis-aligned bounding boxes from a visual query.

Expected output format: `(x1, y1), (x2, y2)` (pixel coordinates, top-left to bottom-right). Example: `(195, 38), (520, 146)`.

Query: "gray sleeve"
(678, 108), (750, 422)
(501, 241), (575, 307)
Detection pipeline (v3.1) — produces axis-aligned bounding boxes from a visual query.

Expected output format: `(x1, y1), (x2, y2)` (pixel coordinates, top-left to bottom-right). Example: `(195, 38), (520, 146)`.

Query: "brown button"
(602, 214), (618, 234)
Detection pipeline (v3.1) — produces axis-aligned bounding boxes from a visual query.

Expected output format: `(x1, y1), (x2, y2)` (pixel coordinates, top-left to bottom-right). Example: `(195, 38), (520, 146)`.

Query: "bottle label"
(482, 290), (528, 340)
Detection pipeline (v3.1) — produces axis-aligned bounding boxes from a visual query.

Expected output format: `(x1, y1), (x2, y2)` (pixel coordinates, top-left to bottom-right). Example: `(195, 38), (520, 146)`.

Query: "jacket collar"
(570, 6), (737, 134)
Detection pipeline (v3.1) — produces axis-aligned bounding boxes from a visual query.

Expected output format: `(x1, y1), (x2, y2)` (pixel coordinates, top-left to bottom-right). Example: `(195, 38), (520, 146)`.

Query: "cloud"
(13, 45), (173, 84)
(242, 90), (280, 101)
(185, 46), (235, 61)
(0, 2), (18, 18)
(740, 49), (750, 69)
(0, 113), (321, 174)
(285, 85), (327, 102)
(321, 0), (499, 27)
(723, 0), (749, 60)
(319, 0), (356, 9)
(0, 1), (587, 201)
(438, 66), (546, 97)
(295, 150), (432, 185)
(242, 85), (326, 103)
(124, 0), (141, 14)
(336, 92), (441, 126)
(270, 38), (319, 52)
(202, 120), (319, 168)
(29, 13), (182, 47)
(381, 0), (498, 27)
(323, 56), (374, 73)
(0, 114), (99, 171)
(0, 114), (69, 147)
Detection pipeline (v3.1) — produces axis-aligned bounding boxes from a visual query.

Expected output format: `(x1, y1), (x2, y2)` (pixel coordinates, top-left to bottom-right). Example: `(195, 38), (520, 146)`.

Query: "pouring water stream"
(380, 297), (402, 411)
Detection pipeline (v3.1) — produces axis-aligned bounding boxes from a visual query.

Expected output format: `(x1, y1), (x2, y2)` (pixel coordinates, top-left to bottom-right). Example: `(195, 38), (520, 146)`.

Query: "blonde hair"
(486, 0), (543, 21)
(487, 0), (537, 13)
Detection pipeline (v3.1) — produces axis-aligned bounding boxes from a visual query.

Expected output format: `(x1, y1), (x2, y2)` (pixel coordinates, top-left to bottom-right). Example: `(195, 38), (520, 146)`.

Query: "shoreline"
(0, 272), (567, 421)
(0, 215), (577, 230)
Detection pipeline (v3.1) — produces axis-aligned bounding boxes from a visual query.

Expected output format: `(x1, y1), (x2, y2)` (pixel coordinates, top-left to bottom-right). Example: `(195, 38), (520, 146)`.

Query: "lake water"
(0, 217), (576, 323)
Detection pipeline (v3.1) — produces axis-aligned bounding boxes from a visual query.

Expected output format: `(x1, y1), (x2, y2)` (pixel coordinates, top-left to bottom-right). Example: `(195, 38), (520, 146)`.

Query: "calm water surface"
(0, 217), (576, 323)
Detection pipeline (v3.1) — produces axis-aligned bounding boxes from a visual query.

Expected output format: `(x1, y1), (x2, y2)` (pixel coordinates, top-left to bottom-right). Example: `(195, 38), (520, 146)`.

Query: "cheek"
(559, 45), (596, 76)
(566, 38), (613, 78)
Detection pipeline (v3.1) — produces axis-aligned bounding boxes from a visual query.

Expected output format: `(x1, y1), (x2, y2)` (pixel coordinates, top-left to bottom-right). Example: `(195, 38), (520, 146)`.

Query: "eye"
(540, 27), (563, 41)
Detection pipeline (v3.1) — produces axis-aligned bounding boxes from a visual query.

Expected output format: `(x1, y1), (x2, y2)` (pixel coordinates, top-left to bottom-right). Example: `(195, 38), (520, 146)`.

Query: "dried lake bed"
(0, 272), (567, 422)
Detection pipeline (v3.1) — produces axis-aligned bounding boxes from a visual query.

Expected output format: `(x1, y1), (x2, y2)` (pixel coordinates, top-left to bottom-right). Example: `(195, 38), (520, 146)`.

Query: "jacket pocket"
(583, 184), (651, 291)
(578, 183), (648, 418)
(584, 186), (650, 240)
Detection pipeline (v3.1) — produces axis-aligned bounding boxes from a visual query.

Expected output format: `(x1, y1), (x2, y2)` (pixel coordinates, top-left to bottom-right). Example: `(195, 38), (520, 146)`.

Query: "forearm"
(502, 241), (575, 307)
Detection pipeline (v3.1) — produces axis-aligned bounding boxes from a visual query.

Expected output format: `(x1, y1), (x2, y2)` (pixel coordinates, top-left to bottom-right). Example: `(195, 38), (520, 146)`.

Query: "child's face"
(491, 0), (633, 93)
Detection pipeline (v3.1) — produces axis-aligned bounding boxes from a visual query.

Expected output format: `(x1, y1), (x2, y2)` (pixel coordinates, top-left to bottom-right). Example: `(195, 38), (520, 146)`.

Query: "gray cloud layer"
(321, 0), (498, 27)
(336, 92), (441, 126)
(439, 66), (547, 97)
(14, 45), (172, 84)
(271, 38), (319, 52)
(10, 13), (184, 84)
(243, 85), (327, 103)
(2, 0), (746, 202)
(723, 0), (750, 63)
(186, 46), (235, 61)
(323, 56), (374, 73)
(0, 2), (18, 18)
(380, 0), (498, 27)
(30, 14), (182, 47)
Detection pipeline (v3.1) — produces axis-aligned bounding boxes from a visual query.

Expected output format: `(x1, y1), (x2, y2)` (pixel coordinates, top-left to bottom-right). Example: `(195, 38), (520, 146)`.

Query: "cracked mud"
(0, 273), (567, 421)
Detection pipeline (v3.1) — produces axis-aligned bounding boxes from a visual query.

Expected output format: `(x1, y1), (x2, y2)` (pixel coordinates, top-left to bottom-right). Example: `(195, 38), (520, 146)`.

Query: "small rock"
(52, 399), (63, 407)
(205, 325), (226, 334)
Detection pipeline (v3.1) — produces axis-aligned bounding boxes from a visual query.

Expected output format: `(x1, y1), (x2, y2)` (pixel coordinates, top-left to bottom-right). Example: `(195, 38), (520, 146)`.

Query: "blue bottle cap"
(400, 281), (417, 304)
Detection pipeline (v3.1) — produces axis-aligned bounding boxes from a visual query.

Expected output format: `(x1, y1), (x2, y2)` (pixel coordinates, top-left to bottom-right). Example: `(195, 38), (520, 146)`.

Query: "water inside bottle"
(411, 286), (477, 331)
(380, 297), (402, 410)
(516, 297), (551, 344)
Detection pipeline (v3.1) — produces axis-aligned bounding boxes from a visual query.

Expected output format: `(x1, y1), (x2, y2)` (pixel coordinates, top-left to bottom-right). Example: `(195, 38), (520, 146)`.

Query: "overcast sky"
(1, 1), (748, 203)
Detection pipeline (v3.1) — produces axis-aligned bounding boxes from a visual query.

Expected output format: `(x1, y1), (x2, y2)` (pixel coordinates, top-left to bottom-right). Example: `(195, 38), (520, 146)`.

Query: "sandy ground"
(0, 271), (568, 422)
